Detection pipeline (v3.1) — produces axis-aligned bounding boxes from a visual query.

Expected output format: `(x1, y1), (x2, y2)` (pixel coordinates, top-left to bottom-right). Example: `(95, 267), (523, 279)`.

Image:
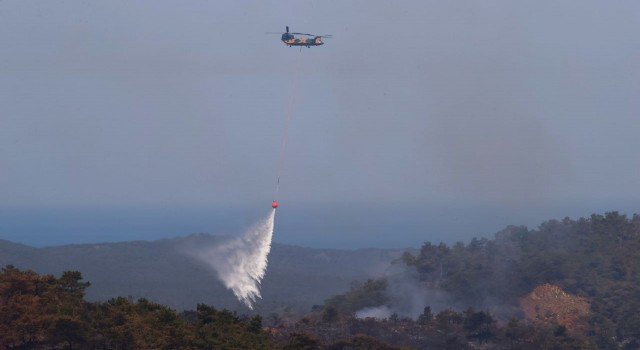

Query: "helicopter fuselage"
(281, 33), (324, 47)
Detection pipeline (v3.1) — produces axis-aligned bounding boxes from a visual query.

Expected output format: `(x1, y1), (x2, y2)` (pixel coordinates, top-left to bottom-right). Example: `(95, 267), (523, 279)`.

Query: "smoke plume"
(191, 210), (275, 309)
(355, 265), (452, 320)
(356, 306), (393, 320)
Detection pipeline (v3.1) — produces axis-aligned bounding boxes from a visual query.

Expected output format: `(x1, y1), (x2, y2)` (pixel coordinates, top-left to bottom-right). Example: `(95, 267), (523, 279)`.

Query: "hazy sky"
(1, 1), (638, 247)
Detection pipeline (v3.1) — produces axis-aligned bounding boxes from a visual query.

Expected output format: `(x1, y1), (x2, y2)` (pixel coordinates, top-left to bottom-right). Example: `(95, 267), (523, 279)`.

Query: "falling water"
(192, 210), (275, 309)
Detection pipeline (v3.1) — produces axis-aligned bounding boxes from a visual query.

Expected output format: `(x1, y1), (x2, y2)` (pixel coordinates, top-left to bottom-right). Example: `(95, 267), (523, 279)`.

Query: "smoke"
(385, 270), (451, 319)
(356, 265), (452, 320)
(356, 306), (393, 320)
(190, 210), (275, 309)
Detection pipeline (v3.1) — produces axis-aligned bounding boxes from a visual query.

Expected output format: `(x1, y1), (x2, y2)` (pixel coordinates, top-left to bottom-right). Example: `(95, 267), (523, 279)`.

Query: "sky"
(1, 1), (639, 248)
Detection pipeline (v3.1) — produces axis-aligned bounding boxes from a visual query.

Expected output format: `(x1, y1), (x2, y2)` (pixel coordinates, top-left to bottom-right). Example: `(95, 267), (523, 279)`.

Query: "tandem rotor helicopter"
(267, 26), (332, 48)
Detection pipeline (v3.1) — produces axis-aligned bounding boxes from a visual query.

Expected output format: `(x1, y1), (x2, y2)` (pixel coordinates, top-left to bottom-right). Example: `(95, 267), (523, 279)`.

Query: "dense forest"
(314, 211), (640, 349)
(1, 211), (639, 349)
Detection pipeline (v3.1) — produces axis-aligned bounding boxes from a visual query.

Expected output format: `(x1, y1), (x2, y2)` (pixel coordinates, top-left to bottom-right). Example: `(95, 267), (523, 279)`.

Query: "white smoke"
(356, 306), (393, 320)
(354, 265), (453, 320)
(191, 210), (275, 309)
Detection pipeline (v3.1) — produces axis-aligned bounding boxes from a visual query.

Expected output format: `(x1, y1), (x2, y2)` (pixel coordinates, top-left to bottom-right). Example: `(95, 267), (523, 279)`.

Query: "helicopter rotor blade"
(265, 28), (332, 38)
(290, 33), (333, 38)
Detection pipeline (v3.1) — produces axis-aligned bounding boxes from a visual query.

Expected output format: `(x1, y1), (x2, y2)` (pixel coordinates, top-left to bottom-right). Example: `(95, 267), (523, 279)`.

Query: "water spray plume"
(192, 210), (275, 309)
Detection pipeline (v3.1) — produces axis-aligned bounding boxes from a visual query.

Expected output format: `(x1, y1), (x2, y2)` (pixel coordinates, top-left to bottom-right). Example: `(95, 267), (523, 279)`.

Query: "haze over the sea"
(1, 1), (638, 248)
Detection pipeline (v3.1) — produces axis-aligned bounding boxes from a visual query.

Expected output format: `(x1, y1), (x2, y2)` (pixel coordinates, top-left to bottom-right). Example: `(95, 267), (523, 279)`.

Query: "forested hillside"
(400, 211), (640, 343)
(2, 212), (639, 349)
(0, 266), (274, 349)
(304, 212), (640, 349)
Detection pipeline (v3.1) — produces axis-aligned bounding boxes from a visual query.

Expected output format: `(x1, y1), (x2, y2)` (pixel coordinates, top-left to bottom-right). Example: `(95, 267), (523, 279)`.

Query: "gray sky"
(1, 1), (639, 247)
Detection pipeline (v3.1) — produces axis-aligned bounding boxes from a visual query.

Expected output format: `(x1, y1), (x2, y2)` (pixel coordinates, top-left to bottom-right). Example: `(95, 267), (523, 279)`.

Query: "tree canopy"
(2, 211), (638, 349)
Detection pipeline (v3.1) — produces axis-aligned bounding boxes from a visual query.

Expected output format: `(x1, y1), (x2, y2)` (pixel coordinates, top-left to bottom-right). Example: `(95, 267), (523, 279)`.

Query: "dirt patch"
(519, 283), (590, 333)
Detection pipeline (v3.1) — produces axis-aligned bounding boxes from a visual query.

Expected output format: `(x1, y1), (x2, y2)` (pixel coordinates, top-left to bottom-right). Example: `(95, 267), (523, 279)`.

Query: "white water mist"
(191, 210), (275, 309)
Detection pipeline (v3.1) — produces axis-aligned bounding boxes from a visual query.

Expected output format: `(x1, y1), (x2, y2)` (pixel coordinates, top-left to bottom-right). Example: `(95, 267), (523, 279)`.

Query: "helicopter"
(267, 26), (332, 48)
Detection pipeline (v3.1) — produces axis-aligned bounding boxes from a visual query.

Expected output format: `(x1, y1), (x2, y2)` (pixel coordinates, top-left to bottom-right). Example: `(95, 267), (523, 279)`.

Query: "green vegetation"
(1, 211), (639, 349)
(0, 266), (403, 349)
(401, 212), (640, 347)
(280, 304), (592, 349)
(314, 211), (640, 349)
(0, 266), (272, 349)
(323, 279), (388, 316)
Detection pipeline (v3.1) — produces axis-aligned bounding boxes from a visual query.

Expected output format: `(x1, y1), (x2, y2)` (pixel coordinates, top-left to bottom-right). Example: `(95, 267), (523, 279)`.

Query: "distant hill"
(0, 234), (404, 314)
